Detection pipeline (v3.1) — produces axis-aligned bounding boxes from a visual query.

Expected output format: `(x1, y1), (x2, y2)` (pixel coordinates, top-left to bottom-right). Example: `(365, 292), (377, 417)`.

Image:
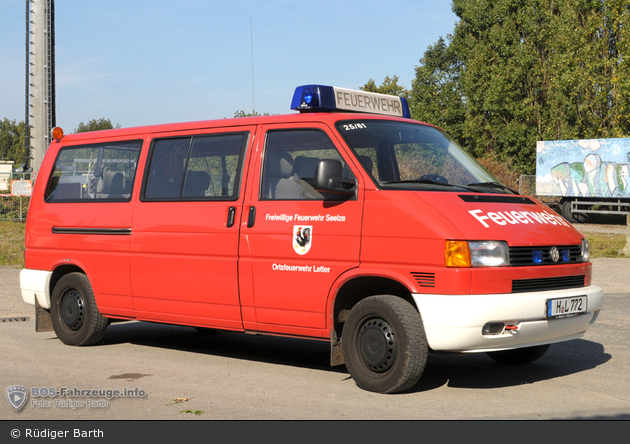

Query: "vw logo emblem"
(550, 246), (560, 262)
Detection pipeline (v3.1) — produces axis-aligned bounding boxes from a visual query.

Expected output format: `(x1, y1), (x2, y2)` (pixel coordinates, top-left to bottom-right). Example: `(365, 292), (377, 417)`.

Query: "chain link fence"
(0, 172), (32, 221)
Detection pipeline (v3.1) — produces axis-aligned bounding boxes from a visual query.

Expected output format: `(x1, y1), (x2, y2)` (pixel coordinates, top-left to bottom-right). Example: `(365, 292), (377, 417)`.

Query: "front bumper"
(412, 285), (603, 353)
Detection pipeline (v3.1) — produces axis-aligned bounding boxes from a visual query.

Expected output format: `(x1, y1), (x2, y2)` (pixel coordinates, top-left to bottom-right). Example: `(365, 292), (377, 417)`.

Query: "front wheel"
(342, 295), (428, 394)
(486, 344), (550, 365)
(50, 273), (108, 346)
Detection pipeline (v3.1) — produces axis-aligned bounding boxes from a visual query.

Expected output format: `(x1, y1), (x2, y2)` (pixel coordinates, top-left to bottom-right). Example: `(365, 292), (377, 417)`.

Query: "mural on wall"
(536, 138), (630, 198)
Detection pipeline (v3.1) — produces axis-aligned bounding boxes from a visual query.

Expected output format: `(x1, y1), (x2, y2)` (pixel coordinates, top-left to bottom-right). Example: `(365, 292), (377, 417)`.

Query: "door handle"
(247, 206), (256, 228)
(227, 206), (236, 228)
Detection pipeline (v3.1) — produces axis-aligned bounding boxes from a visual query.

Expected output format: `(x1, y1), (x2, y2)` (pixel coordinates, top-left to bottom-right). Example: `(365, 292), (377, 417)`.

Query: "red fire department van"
(20, 85), (603, 393)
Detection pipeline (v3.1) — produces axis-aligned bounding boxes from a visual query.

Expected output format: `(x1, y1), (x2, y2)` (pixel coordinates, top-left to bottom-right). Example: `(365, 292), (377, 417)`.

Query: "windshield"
(336, 119), (513, 194)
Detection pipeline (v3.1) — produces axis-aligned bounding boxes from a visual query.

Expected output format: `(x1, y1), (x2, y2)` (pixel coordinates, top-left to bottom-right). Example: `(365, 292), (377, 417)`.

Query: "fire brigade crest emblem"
(293, 225), (312, 255)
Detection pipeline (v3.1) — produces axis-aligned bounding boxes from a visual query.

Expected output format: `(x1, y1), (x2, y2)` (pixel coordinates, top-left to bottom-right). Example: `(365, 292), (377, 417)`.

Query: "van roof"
(53, 112), (418, 144)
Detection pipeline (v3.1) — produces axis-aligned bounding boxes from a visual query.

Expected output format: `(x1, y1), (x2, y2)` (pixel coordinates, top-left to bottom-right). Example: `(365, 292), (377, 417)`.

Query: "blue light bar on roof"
(291, 85), (410, 118)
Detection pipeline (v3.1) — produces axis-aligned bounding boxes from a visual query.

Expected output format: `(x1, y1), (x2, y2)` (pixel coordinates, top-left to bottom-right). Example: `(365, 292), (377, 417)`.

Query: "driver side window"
(261, 129), (354, 201)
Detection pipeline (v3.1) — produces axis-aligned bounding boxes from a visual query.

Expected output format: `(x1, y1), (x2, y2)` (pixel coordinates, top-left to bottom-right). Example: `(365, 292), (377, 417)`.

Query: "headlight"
(445, 241), (509, 267)
(581, 238), (590, 262)
(469, 241), (510, 267)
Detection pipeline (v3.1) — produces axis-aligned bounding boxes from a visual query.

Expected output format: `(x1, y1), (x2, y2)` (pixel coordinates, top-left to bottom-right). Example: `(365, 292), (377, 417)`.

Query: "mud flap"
(35, 298), (54, 332)
(330, 330), (345, 366)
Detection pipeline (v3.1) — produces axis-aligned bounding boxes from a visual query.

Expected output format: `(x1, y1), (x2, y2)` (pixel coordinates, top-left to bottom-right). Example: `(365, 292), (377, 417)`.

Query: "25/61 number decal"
(341, 123), (367, 131)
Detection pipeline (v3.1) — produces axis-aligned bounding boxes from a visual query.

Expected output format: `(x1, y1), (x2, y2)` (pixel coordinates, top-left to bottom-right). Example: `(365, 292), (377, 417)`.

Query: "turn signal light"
(445, 241), (471, 267)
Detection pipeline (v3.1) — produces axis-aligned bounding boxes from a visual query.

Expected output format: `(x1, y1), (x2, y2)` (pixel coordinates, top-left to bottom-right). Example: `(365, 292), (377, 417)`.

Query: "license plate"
(547, 296), (587, 318)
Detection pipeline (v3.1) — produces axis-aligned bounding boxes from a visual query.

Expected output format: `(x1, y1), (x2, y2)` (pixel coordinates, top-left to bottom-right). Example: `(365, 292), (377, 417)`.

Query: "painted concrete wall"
(536, 138), (630, 198)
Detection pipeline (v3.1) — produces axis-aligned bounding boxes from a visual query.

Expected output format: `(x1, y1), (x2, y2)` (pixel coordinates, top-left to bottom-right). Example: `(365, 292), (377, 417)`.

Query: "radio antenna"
(250, 14), (255, 115)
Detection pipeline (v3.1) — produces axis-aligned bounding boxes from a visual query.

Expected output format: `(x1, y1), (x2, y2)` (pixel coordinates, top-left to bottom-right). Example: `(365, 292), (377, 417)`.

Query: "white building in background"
(0, 160), (14, 192)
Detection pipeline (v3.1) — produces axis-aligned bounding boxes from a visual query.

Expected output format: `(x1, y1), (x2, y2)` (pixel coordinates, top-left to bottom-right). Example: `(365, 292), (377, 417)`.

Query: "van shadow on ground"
(98, 321), (611, 394)
(413, 338), (610, 392)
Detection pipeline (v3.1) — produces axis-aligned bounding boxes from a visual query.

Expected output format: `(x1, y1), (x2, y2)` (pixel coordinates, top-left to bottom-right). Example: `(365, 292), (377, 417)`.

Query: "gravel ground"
(578, 223), (630, 293)
(578, 223), (628, 235)
(0, 266), (26, 319)
(2, 224), (628, 319)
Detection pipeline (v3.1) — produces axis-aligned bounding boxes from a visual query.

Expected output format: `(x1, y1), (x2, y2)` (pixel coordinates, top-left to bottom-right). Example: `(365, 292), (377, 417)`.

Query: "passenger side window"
(143, 132), (248, 201)
(261, 129), (354, 200)
(45, 141), (142, 202)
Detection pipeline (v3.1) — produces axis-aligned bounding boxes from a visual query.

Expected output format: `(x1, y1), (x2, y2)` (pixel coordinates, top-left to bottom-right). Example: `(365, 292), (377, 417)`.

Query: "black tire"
(560, 200), (587, 224)
(342, 295), (428, 394)
(50, 273), (108, 346)
(486, 344), (550, 365)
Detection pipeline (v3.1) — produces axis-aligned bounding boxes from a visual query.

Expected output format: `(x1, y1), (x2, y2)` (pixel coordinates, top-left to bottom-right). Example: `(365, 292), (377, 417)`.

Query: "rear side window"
(44, 140), (142, 202)
(143, 132), (249, 201)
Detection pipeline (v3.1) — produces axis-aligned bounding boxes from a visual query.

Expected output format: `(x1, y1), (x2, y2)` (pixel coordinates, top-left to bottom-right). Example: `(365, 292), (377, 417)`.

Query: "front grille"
(509, 245), (582, 266)
(512, 275), (585, 293)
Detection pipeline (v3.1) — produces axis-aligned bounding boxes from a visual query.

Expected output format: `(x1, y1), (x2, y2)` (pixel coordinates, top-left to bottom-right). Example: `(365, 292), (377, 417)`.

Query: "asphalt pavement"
(1, 254), (629, 420)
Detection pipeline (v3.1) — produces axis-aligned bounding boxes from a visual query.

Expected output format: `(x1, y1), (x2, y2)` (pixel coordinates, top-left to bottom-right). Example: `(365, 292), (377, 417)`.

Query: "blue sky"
(1, 0), (458, 132)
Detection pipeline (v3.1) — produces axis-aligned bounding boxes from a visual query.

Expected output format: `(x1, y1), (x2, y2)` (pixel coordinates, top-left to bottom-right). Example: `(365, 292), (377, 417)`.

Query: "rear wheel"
(342, 295), (428, 394)
(560, 199), (587, 224)
(50, 273), (108, 346)
(486, 344), (550, 365)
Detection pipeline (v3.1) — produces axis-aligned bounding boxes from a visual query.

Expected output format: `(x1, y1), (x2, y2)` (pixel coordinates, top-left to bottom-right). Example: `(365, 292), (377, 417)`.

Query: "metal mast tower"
(25, 0), (56, 177)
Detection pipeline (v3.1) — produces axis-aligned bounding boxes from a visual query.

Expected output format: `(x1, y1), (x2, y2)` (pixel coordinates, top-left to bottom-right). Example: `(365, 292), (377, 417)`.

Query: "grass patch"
(180, 409), (204, 415)
(0, 221), (26, 267)
(586, 232), (628, 258)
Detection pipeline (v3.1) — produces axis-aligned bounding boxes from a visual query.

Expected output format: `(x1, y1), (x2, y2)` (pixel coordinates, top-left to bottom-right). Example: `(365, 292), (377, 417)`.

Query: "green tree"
(411, 37), (466, 144)
(413, 0), (630, 174)
(360, 76), (410, 99)
(0, 118), (26, 166)
(233, 110), (270, 118)
(448, 0), (546, 171)
(74, 118), (121, 133)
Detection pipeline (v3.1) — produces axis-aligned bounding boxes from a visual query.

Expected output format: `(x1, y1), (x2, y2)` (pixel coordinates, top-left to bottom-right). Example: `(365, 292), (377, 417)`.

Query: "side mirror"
(313, 159), (356, 196)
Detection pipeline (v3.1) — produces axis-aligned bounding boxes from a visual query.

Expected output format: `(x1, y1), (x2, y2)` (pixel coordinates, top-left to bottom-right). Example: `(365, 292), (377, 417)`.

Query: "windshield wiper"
(385, 179), (448, 185)
(384, 179), (518, 194)
(466, 182), (518, 195)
